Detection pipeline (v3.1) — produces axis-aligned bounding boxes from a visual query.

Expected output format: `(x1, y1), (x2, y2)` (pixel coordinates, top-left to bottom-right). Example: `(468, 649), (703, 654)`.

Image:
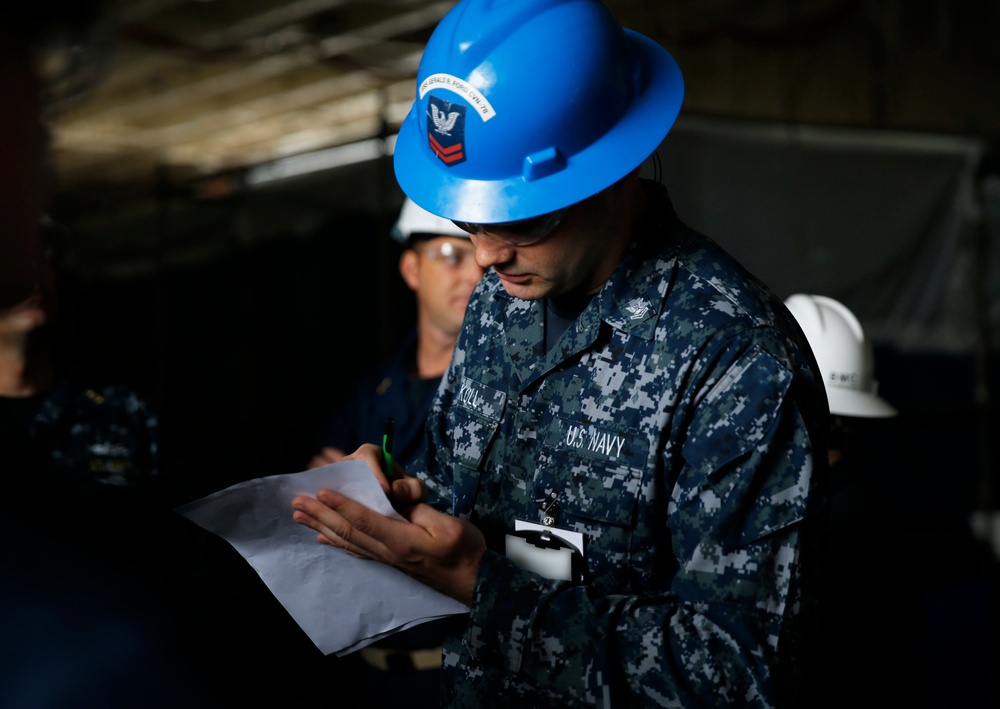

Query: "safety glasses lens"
(451, 209), (562, 245)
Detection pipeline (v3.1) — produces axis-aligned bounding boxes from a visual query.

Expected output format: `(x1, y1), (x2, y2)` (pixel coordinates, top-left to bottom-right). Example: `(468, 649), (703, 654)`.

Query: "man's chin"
(499, 282), (548, 301)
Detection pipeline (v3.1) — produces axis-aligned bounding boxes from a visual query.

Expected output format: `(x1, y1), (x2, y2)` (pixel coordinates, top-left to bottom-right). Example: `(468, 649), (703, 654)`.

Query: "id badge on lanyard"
(505, 491), (585, 583)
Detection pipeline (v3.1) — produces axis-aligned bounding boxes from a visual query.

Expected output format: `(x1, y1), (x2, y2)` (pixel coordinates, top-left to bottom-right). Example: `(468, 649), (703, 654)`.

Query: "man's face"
(405, 236), (485, 337)
(467, 188), (622, 301)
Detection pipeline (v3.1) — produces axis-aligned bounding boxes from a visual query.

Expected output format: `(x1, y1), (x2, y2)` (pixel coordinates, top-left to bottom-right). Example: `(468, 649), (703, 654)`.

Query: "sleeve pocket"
(679, 347), (810, 549)
(681, 347), (793, 475)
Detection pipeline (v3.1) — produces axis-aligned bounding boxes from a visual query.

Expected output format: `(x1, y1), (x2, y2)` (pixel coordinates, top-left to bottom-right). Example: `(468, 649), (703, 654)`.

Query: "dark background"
(8, 0), (1000, 706)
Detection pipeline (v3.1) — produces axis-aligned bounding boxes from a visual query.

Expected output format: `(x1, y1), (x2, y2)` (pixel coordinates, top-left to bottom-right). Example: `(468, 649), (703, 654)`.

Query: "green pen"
(381, 417), (395, 479)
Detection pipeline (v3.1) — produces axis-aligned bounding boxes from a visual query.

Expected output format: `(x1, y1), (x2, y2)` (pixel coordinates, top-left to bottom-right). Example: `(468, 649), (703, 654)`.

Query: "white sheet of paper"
(175, 461), (469, 656)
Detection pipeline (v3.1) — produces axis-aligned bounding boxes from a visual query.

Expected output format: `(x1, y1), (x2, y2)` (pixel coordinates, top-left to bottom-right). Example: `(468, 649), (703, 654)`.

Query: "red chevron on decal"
(429, 132), (465, 165)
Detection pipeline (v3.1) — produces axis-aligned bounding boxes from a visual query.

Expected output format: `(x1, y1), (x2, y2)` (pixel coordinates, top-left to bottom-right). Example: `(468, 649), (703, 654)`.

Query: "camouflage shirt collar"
(595, 179), (682, 341)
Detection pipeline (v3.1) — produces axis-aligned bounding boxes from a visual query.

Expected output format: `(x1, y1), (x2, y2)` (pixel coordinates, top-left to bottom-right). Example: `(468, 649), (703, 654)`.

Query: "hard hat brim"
(828, 388), (898, 418)
(393, 30), (684, 224)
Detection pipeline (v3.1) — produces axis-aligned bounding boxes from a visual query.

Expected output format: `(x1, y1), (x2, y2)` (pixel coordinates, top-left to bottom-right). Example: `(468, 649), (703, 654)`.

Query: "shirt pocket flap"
(539, 418), (649, 527)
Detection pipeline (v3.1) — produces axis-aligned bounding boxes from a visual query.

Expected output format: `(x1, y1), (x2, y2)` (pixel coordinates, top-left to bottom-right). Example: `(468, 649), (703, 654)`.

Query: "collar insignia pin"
(624, 297), (650, 320)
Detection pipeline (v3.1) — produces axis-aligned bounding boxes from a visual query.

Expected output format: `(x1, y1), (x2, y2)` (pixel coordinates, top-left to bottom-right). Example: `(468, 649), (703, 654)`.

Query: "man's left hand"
(291, 487), (486, 606)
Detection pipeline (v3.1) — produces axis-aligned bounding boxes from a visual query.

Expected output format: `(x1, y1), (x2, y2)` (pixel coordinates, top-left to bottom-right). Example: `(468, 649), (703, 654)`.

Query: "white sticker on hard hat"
(419, 73), (497, 121)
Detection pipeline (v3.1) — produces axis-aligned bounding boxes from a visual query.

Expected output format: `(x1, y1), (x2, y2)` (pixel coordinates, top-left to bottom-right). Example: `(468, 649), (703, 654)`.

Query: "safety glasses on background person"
(416, 240), (478, 269)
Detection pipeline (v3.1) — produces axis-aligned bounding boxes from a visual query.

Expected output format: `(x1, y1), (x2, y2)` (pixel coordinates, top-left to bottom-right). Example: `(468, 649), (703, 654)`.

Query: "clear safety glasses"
(417, 240), (477, 268)
(451, 208), (564, 247)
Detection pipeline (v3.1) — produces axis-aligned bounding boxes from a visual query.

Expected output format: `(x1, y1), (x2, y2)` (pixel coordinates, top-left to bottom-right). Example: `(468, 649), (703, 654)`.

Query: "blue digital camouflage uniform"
(1, 376), (158, 488)
(410, 181), (829, 708)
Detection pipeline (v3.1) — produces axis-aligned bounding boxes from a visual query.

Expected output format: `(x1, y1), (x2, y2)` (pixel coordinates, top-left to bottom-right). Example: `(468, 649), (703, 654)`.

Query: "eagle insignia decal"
(427, 95), (467, 166)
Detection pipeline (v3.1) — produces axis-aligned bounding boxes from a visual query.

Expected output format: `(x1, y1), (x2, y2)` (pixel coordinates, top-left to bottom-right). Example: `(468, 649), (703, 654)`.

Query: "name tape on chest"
(456, 377), (506, 421)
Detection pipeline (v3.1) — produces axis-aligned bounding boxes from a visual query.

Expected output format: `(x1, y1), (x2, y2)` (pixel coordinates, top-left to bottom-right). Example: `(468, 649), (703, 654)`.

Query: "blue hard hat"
(393, 0), (684, 224)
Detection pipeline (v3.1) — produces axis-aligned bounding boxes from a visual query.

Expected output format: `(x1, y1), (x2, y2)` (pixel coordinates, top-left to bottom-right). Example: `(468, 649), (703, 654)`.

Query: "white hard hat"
(391, 197), (468, 246)
(784, 293), (897, 418)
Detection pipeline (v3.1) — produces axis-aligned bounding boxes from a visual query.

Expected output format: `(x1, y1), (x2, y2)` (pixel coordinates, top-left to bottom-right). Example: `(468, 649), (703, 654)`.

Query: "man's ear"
(399, 249), (420, 292)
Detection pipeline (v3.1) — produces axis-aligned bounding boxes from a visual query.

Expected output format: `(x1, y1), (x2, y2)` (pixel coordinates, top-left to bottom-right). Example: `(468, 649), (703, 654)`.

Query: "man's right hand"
(307, 446), (346, 469)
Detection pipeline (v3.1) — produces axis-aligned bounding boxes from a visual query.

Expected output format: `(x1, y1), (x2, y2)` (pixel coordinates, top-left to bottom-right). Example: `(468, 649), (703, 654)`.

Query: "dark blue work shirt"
(312, 328), (441, 471)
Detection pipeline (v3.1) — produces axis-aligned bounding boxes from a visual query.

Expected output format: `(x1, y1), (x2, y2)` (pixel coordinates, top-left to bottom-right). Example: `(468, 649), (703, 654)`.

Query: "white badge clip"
(505, 492), (585, 582)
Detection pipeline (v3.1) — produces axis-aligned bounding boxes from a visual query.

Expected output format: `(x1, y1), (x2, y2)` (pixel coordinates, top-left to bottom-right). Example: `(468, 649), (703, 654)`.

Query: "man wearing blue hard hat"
(293, 1), (829, 707)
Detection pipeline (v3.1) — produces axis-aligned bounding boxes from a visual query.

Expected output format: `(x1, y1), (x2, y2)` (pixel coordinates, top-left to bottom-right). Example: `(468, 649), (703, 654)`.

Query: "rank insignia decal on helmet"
(428, 95), (467, 166)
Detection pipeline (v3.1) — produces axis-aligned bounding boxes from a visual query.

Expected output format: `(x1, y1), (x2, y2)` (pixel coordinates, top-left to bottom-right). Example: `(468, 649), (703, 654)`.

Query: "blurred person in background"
(0, 4), (214, 707)
(784, 293), (897, 463)
(307, 196), (484, 469)
(0, 223), (160, 492)
(788, 293), (999, 708)
(306, 196), (484, 708)
(2, 0), (159, 494)
(785, 293), (914, 705)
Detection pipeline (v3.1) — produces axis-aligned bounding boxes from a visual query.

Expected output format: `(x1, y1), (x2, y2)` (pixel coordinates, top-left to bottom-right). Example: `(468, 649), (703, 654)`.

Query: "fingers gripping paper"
(175, 461), (469, 656)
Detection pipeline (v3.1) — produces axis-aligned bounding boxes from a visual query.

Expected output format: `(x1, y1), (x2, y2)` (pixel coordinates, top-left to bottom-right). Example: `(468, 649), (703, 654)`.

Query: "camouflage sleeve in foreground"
(412, 187), (829, 708)
(37, 379), (160, 487)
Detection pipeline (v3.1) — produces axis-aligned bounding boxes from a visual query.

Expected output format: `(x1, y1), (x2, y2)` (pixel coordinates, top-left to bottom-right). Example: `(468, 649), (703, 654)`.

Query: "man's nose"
(470, 233), (513, 270)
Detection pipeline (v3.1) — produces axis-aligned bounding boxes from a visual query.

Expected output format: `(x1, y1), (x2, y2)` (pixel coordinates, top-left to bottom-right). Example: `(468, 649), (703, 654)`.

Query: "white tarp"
(653, 115), (991, 354)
